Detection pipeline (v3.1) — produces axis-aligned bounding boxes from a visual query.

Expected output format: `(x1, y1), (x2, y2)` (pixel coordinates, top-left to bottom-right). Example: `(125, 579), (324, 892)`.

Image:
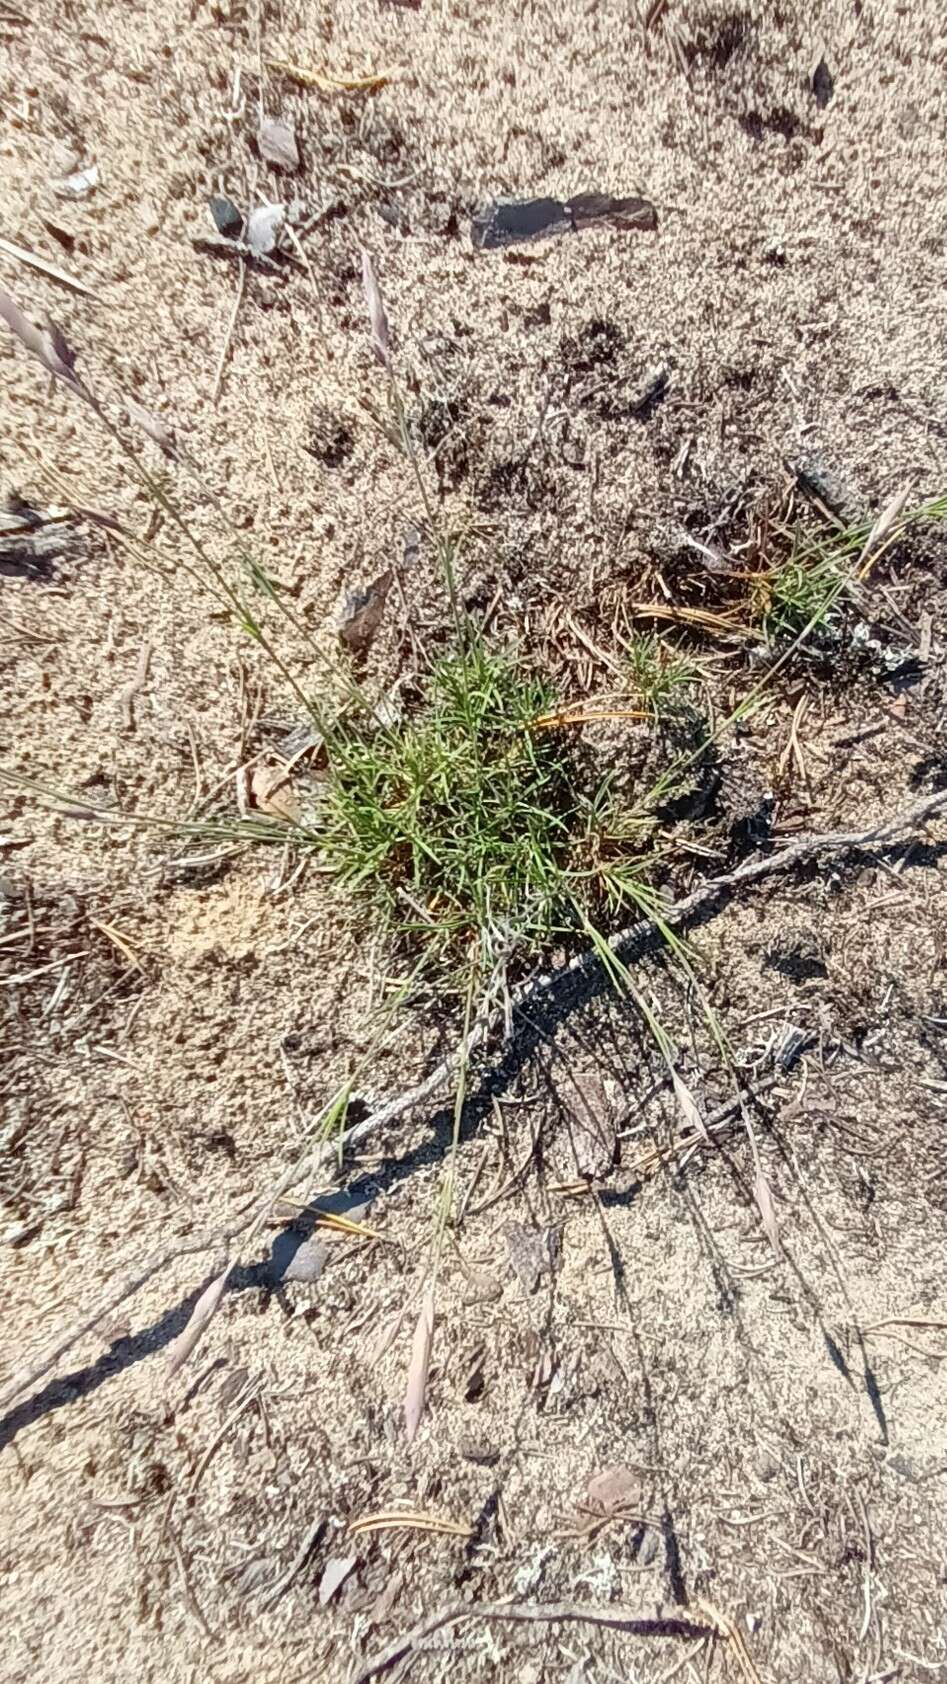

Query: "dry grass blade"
(404, 1286), (434, 1444)
(629, 602), (761, 640)
(0, 286), (88, 394)
(672, 1071), (709, 1142)
(697, 1598), (765, 1684)
(349, 1509), (472, 1538)
(752, 1166), (782, 1257)
(361, 248), (391, 369)
(858, 484), (910, 568)
(0, 234), (99, 297)
(166, 1267), (229, 1378)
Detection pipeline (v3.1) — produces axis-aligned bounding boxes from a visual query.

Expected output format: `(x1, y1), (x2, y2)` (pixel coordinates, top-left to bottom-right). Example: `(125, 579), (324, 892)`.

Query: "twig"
(351, 1600), (711, 1684)
(2, 788), (945, 1415)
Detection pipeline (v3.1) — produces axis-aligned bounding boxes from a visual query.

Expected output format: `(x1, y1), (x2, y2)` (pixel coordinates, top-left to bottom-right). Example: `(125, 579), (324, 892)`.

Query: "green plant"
(757, 543), (846, 643)
(322, 638), (654, 972)
(626, 632), (699, 716)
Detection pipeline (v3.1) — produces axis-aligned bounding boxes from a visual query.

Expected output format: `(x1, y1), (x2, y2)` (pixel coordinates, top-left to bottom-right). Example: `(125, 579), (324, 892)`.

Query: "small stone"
(756, 1452), (780, 1482)
(209, 195), (243, 239)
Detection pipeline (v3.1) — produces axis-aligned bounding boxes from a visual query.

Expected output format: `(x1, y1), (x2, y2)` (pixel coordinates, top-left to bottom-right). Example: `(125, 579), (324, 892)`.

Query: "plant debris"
(246, 201), (285, 259)
(266, 59), (397, 93)
(404, 1286), (434, 1443)
(471, 192), (657, 250)
(337, 569), (393, 652)
(585, 1465), (645, 1517)
(258, 116), (299, 172)
(504, 1220), (562, 1293)
(53, 163), (98, 198)
(319, 1555), (357, 1606)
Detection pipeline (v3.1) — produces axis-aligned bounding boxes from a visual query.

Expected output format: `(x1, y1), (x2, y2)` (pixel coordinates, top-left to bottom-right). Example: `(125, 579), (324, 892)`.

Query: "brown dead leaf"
(258, 116), (299, 172)
(404, 1285), (434, 1444)
(586, 1464), (645, 1516)
(166, 1268), (229, 1378)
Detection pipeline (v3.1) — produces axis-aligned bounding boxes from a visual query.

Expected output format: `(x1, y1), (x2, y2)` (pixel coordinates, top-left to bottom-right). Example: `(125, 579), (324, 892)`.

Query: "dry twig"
(351, 1599), (711, 1683)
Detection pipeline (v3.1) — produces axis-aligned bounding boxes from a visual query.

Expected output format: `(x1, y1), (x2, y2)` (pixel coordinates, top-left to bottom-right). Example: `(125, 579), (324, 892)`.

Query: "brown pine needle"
(89, 918), (144, 970)
(629, 602), (761, 640)
(698, 1598), (766, 1684)
(272, 1196), (385, 1241)
(266, 59), (397, 92)
(349, 1510), (473, 1538)
(531, 707), (649, 731)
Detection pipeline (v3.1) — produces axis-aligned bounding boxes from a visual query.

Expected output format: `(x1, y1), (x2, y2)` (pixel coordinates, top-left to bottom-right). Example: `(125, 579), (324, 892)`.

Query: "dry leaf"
(125, 396), (176, 457)
(404, 1286), (434, 1444)
(586, 1464), (645, 1516)
(338, 569), (392, 652)
(166, 1268), (229, 1378)
(753, 1166), (782, 1257)
(504, 1220), (562, 1294)
(267, 58), (396, 93)
(672, 1071), (709, 1142)
(0, 288), (86, 394)
(258, 116), (299, 172)
(360, 249), (391, 369)
(247, 201), (284, 258)
(249, 765), (300, 823)
(53, 163), (99, 198)
(318, 1555), (356, 1606)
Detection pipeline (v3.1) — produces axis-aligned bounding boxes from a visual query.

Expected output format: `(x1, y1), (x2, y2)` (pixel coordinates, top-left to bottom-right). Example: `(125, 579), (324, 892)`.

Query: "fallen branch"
(350, 1599), (711, 1684)
(2, 787), (944, 1415)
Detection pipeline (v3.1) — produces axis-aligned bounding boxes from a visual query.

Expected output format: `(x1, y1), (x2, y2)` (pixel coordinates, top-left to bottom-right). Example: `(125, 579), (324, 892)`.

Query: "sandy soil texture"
(2, 1), (947, 1681)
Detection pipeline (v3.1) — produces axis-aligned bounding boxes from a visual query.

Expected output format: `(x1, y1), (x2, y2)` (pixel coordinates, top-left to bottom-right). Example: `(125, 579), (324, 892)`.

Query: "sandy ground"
(3, 1), (947, 1680)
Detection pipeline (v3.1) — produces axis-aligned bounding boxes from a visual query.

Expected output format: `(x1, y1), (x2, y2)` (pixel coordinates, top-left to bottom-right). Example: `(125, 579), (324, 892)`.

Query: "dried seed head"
(0, 288), (89, 399)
